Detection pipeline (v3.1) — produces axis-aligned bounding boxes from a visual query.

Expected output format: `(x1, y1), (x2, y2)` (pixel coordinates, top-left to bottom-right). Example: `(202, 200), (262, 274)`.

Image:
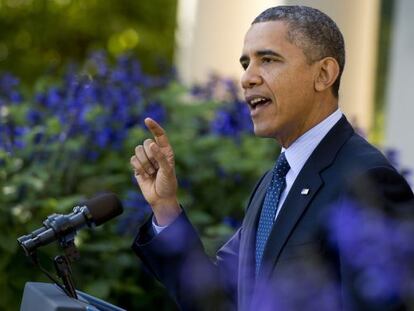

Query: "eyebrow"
(239, 49), (284, 64)
(257, 49), (283, 58)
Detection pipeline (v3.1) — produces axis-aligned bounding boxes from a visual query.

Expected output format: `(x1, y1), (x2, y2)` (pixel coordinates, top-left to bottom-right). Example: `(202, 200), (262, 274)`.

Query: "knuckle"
(134, 164), (144, 173)
(144, 138), (154, 145)
(150, 142), (159, 151)
(143, 144), (154, 156)
(143, 161), (152, 169)
(130, 157), (137, 167)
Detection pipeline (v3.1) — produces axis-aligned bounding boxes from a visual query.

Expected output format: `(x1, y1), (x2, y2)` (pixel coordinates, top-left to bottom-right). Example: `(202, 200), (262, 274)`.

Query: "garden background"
(0, 1), (276, 309)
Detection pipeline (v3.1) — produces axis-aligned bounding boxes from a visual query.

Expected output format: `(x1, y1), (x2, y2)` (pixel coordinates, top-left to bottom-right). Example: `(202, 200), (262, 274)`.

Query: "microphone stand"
(53, 232), (80, 299)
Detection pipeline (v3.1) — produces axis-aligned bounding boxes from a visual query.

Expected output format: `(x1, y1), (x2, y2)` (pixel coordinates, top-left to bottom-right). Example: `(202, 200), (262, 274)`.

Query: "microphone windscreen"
(85, 193), (123, 226)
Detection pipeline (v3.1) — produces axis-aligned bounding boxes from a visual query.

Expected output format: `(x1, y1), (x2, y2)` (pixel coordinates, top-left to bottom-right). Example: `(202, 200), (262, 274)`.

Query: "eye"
(262, 57), (275, 64)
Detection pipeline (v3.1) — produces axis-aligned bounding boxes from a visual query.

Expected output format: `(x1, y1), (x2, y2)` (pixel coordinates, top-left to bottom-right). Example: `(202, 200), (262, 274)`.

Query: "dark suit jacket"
(132, 117), (414, 311)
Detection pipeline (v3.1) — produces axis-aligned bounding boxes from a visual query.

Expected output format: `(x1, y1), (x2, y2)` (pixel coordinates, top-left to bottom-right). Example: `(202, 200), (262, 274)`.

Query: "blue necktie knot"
(255, 152), (290, 275)
(273, 152), (290, 177)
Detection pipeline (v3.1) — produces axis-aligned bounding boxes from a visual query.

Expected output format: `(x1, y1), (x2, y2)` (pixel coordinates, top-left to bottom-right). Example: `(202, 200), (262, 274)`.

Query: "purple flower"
(88, 51), (109, 76)
(0, 73), (23, 103)
(384, 148), (412, 186)
(44, 87), (63, 108)
(211, 110), (236, 136)
(210, 101), (253, 137)
(117, 191), (152, 235)
(0, 73), (19, 89)
(384, 148), (399, 169)
(9, 90), (23, 103)
(96, 128), (112, 148)
(26, 109), (42, 125)
(327, 198), (414, 304)
(86, 150), (99, 161)
(141, 101), (166, 125)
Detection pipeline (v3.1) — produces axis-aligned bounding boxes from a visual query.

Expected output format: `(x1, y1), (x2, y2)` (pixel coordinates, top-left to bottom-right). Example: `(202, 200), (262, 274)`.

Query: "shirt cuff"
(152, 215), (168, 234)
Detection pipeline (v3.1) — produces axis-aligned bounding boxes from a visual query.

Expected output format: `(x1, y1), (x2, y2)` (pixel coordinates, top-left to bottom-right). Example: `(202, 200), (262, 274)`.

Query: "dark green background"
(0, 0), (177, 83)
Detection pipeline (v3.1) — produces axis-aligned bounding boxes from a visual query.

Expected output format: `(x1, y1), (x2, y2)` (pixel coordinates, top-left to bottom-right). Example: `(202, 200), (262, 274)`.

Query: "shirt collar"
(282, 109), (343, 175)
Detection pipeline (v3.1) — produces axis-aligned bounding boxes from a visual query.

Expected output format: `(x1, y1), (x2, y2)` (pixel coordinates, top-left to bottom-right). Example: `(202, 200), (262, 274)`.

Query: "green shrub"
(0, 55), (276, 310)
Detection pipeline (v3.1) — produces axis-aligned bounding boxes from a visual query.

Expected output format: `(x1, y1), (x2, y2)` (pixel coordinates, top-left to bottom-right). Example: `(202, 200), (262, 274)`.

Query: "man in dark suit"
(130, 6), (413, 311)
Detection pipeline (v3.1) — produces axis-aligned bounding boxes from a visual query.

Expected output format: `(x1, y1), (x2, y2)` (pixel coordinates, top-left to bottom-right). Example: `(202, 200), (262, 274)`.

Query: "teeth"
(250, 97), (268, 105)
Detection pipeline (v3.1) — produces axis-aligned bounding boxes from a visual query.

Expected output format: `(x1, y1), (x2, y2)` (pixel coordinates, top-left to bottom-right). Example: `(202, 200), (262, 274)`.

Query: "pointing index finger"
(144, 117), (170, 148)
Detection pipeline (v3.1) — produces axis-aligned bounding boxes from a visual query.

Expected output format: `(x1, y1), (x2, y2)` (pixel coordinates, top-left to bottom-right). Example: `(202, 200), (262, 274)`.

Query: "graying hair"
(253, 6), (345, 97)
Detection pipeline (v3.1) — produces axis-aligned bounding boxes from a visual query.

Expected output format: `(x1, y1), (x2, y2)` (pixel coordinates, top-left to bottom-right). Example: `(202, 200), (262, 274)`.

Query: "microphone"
(17, 193), (123, 256)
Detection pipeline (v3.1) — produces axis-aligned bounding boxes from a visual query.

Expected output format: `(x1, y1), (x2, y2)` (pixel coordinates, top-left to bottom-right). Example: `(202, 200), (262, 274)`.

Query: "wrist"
(152, 199), (182, 226)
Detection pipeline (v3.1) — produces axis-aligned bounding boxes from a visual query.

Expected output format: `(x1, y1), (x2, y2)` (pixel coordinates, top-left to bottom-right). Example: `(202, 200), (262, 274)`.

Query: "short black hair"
(253, 6), (345, 97)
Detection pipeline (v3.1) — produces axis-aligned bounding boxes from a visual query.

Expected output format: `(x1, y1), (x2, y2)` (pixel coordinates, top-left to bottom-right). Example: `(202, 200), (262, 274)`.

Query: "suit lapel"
(258, 116), (355, 279)
(257, 165), (323, 279)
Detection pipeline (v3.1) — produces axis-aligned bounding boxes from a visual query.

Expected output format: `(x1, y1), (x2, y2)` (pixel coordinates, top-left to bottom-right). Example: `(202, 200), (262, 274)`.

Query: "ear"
(314, 57), (340, 93)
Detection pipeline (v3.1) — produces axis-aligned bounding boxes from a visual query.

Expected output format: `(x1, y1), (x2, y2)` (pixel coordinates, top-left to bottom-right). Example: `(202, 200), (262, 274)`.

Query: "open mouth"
(246, 96), (272, 111)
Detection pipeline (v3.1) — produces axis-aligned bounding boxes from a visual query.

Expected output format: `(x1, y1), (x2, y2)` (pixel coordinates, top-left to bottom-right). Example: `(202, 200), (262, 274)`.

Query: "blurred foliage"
(371, 0), (395, 145)
(0, 0), (177, 83)
(0, 53), (277, 309)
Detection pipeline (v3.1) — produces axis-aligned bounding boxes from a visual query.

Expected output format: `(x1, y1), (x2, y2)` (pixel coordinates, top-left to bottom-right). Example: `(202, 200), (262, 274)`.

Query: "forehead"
(242, 20), (296, 55)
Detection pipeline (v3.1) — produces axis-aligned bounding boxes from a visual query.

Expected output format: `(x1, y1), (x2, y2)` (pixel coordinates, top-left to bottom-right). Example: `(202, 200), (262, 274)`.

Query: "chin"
(253, 126), (276, 138)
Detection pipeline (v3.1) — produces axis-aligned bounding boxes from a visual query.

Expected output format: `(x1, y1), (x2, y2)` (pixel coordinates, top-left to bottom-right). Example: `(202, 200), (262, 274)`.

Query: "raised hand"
(130, 118), (181, 226)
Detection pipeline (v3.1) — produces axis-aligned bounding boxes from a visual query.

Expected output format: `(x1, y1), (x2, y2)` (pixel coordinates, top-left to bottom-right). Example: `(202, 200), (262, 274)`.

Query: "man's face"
(240, 21), (319, 147)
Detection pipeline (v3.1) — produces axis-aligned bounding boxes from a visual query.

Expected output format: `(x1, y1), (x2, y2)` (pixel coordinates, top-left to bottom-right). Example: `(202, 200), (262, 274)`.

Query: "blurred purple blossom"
(328, 198), (414, 305)
(191, 75), (240, 102)
(140, 101), (167, 126)
(88, 51), (109, 77)
(0, 73), (24, 152)
(384, 148), (412, 184)
(117, 191), (152, 235)
(210, 101), (253, 137)
(1, 53), (172, 157)
(191, 76), (253, 138)
(0, 73), (23, 103)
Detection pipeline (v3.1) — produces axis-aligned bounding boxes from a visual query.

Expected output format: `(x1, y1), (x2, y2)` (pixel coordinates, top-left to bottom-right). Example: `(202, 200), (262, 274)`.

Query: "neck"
(278, 99), (338, 148)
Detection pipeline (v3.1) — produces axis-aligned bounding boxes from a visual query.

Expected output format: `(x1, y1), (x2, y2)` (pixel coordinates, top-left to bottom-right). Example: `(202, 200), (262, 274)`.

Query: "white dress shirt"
(153, 109), (343, 233)
(275, 109), (342, 218)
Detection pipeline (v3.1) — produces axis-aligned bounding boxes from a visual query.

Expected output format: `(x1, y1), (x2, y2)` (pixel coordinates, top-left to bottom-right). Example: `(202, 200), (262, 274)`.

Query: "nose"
(241, 64), (262, 90)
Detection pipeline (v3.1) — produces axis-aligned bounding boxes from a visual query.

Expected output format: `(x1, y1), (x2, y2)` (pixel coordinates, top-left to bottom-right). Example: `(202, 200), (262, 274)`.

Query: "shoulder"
(331, 132), (413, 202)
(317, 127), (411, 199)
(334, 132), (395, 175)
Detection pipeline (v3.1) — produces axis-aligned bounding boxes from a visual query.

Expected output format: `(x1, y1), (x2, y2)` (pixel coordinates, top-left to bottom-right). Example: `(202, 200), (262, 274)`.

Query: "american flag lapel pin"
(301, 188), (310, 195)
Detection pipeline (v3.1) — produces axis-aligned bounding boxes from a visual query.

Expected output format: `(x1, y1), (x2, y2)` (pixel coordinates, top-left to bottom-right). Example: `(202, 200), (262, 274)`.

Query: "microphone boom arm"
(17, 205), (93, 256)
